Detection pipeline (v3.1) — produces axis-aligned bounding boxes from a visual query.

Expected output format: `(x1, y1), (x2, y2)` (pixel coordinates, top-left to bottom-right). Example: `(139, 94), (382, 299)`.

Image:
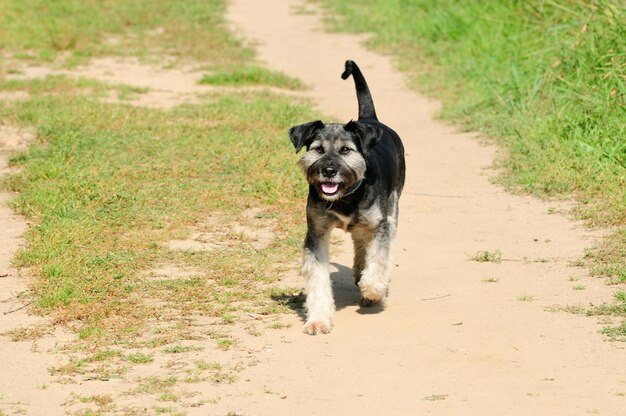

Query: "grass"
(551, 291), (626, 340)
(2, 323), (53, 341)
(583, 228), (626, 284)
(423, 394), (448, 401)
(0, 0), (250, 66)
(125, 353), (154, 364)
(199, 65), (306, 90)
(471, 250), (502, 263)
(0, 82), (316, 333)
(163, 344), (202, 354)
(0, 1), (320, 400)
(317, 1), (625, 283)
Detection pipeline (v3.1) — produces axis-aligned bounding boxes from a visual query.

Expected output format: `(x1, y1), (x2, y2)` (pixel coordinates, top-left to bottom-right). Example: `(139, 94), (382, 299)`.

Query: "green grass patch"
(471, 250), (502, 263)
(318, 0), (625, 315)
(199, 65), (306, 90)
(0, 77), (316, 333)
(125, 353), (154, 364)
(0, 0), (250, 65)
(318, 0), (625, 223)
(584, 227), (626, 283)
(163, 344), (201, 354)
(554, 291), (626, 340)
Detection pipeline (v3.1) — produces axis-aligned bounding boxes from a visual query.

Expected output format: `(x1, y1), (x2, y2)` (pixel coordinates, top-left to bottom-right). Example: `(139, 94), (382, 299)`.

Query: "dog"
(288, 60), (405, 335)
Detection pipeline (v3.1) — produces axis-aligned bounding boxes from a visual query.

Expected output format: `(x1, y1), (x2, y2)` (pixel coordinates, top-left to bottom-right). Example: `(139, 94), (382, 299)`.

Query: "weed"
(481, 277), (499, 283)
(221, 313), (238, 325)
(532, 257), (551, 263)
(517, 295), (534, 302)
(572, 285), (586, 291)
(199, 65), (305, 89)
(270, 321), (292, 330)
(423, 394), (448, 401)
(2, 324), (53, 341)
(584, 229), (626, 284)
(163, 344), (202, 354)
(78, 327), (104, 340)
(89, 350), (123, 362)
(601, 322), (626, 341)
(471, 250), (502, 263)
(125, 353), (154, 364)
(213, 337), (236, 351)
(195, 361), (221, 371)
(135, 376), (177, 395)
(554, 296), (626, 340)
(80, 395), (113, 406)
(158, 393), (179, 402)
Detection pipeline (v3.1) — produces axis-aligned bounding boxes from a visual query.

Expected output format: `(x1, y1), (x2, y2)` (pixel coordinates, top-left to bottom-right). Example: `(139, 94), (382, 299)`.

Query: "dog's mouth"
(320, 182), (340, 196)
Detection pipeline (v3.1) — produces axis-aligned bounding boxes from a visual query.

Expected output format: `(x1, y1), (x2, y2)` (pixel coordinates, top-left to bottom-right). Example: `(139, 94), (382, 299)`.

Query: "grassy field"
(318, 0), (625, 285)
(0, 0), (623, 350)
(0, 0), (315, 344)
(0, 0), (249, 65)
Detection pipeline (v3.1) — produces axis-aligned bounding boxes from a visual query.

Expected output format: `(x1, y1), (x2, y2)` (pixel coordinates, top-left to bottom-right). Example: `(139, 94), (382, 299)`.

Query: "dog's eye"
(340, 146), (351, 155)
(313, 146), (324, 154)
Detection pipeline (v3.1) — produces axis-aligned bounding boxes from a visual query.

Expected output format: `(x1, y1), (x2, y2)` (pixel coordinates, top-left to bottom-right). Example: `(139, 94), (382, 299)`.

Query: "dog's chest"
(328, 209), (353, 231)
(328, 205), (381, 232)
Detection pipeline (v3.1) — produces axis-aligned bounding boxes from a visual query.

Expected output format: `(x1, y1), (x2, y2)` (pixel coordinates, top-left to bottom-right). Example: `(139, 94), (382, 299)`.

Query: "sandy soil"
(0, 0), (624, 414)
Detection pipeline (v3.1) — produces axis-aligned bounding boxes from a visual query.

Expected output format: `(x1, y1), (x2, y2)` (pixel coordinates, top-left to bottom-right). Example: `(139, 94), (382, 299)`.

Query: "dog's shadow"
(272, 262), (385, 323)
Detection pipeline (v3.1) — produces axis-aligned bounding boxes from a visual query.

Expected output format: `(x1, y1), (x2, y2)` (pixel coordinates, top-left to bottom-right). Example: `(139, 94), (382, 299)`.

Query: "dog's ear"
(344, 121), (382, 156)
(289, 120), (324, 153)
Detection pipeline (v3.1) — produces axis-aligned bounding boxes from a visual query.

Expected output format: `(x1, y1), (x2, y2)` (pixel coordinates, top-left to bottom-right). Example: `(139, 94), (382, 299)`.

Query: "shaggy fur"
(289, 60), (405, 335)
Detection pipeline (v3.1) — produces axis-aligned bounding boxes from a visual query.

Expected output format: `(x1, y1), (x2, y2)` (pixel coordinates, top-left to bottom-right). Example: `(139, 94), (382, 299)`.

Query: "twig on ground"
(3, 300), (33, 315)
(420, 294), (451, 301)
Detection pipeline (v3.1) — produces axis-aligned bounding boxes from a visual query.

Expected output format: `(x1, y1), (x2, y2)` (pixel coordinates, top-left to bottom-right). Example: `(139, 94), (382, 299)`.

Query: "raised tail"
(341, 60), (378, 121)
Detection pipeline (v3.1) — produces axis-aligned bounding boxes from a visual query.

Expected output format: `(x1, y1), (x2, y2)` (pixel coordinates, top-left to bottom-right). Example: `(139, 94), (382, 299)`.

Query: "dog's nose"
(322, 167), (337, 178)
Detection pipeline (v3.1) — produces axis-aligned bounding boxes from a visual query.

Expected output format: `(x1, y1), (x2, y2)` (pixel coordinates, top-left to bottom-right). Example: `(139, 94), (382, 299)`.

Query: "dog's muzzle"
(320, 166), (340, 196)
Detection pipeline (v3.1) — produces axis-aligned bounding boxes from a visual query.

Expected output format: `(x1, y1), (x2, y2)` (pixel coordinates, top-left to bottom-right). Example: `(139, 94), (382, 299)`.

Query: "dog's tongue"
(321, 183), (339, 194)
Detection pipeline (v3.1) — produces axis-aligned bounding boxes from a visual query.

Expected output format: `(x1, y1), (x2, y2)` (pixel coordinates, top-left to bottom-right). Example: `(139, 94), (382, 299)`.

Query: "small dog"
(289, 60), (405, 335)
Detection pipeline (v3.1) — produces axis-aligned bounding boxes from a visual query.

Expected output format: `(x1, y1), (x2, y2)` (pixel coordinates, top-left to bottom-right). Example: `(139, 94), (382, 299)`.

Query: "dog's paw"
(358, 281), (386, 305)
(303, 319), (332, 335)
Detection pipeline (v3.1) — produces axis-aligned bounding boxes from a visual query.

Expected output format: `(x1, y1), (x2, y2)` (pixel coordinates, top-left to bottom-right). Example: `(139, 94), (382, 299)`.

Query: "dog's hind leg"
(357, 192), (399, 306)
(301, 230), (334, 335)
(352, 230), (369, 285)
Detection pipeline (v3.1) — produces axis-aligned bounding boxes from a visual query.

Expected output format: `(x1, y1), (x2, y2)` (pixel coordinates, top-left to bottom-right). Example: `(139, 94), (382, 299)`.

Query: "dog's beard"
(300, 149), (366, 202)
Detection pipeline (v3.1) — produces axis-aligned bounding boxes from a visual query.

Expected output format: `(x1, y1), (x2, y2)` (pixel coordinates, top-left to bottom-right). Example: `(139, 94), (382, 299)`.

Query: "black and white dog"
(289, 60), (405, 335)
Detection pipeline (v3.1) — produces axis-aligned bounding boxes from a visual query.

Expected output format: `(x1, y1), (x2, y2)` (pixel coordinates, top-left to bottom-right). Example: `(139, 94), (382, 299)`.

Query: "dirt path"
(222, 0), (626, 414)
(0, 1), (624, 414)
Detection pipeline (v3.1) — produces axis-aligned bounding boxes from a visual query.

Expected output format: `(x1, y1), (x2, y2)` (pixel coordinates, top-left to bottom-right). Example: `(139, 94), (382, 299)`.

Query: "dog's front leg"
(301, 230), (334, 335)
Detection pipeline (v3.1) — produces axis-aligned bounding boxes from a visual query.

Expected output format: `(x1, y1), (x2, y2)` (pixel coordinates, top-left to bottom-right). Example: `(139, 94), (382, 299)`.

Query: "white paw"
(358, 281), (387, 305)
(303, 319), (332, 335)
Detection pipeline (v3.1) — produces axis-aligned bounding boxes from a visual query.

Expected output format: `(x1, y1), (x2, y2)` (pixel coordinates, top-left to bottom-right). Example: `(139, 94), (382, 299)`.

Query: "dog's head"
(289, 120), (382, 202)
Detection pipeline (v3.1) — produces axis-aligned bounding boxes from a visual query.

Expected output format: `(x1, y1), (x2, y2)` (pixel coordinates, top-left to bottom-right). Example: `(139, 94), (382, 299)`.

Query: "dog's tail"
(341, 60), (377, 121)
